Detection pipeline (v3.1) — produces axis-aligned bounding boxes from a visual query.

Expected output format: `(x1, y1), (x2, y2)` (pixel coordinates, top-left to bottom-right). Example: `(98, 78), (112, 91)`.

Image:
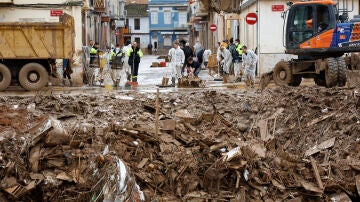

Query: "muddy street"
(0, 85), (359, 201)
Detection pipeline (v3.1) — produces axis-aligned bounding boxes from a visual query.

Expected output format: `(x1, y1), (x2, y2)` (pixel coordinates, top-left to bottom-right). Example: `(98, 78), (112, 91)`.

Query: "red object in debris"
(246, 13), (258, 25)
(125, 81), (138, 86)
(160, 61), (166, 67)
(209, 24), (217, 32)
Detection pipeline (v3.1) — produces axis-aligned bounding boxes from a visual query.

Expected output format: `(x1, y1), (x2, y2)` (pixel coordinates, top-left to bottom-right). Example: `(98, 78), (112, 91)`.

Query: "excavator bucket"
(260, 71), (273, 90)
(346, 70), (360, 88)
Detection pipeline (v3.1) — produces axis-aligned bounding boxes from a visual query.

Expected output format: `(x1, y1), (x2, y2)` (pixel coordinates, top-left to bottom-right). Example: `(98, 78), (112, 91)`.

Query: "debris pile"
(0, 87), (359, 201)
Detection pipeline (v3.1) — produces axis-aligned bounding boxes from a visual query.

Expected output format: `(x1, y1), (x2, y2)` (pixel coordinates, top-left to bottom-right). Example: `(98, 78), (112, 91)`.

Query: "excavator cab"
(260, 0), (360, 89)
(286, 1), (337, 53)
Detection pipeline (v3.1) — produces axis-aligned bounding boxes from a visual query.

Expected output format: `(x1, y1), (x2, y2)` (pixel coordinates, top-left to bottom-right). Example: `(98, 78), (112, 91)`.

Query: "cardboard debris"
(160, 119), (176, 131)
(0, 87), (359, 201)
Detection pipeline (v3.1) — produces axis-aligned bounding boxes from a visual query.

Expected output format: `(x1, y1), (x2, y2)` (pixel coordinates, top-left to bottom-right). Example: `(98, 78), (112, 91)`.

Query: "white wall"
(128, 17), (149, 49)
(128, 17), (149, 34)
(130, 34), (150, 49)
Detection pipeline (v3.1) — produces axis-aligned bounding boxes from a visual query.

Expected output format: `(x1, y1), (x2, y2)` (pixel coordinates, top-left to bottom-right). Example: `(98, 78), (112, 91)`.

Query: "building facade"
(124, 3), (150, 49)
(148, 0), (189, 54)
(85, 0), (123, 49)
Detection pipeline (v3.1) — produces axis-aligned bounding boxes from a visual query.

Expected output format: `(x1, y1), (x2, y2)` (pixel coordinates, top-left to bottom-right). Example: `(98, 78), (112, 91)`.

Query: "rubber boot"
(61, 79), (66, 87)
(69, 79), (73, 87)
(171, 77), (175, 87)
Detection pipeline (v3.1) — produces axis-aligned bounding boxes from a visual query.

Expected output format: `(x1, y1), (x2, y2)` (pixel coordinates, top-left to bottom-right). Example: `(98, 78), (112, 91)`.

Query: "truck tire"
(289, 75), (302, 86)
(336, 57), (347, 87)
(19, 63), (48, 91)
(273, 61), (292, 86)
(0, 64), (11, 91)
(325, 58), (338, 88)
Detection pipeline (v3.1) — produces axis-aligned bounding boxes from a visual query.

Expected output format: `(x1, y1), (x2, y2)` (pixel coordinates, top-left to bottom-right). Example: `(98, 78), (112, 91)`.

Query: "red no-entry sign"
(209, 24), (217, 32)
(246, 13), (258, 25)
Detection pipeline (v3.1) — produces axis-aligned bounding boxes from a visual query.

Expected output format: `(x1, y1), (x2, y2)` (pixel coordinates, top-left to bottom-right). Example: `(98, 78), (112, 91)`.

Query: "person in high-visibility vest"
(89, 40), (99, 66)
(127, 41), (143, 82)
(234, 39), (243, 82)
(110, 44), (123, 86)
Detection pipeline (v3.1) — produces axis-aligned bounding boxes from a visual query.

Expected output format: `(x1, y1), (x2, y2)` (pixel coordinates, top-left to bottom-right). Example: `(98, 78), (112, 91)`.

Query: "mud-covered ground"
(0, 87), (359, 201)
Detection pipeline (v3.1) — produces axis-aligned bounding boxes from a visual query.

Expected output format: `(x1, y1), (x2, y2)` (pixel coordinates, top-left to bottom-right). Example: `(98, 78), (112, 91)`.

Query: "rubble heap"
(0, 87), (359, 201)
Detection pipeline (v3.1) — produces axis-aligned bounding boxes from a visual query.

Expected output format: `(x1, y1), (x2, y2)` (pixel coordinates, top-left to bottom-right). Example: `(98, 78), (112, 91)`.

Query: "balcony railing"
(93, 0), (106, 13)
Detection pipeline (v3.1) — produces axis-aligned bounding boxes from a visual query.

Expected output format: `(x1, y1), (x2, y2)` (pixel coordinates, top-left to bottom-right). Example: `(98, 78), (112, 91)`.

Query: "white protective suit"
(242, 50), (258, 86)
(220, 48), (233, 74)
(168, 47), (185, 79)
(120, 44), (132, 86)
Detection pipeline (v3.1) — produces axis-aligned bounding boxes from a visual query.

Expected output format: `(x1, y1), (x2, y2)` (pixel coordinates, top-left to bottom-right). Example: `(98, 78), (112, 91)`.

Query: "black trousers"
(131, 62), (140, 82)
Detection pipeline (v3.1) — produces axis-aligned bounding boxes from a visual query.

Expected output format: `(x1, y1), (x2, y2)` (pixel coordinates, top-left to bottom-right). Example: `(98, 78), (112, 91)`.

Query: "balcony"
(93, 0), (106, 13)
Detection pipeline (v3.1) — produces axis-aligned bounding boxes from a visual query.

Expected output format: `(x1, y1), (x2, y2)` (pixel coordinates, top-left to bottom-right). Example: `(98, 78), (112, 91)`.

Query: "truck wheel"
(19, 63), (48, 91)
(325, 58), (338, 87)
(0, 64), (11, 91)
(289, 75), (302, 87)
(336, 57), (347, 87)
(273, 61), (292, 86)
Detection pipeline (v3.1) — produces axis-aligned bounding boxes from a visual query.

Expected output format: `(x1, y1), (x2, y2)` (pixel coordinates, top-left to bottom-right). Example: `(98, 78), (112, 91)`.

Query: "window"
(164, 9), (171, 24)
(134, 19), (140, 30)
(178, 12), (187, 27)
(287, 5), (314, 47)
(151, 10), (158, 24)
(316, 5), (331, 33)
(135, 37), (140, 45)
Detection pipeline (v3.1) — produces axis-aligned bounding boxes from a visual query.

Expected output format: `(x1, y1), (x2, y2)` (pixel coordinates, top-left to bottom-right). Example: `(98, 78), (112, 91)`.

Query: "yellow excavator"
(261, 0), (360, 89)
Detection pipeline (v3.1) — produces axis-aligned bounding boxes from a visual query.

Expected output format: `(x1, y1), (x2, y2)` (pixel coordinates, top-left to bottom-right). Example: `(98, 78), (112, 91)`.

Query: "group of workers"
(216, 38), (258, 88)
(86, 40), (143, 87)
(61, 38), (257, 89)
(167, 38), (258, 89)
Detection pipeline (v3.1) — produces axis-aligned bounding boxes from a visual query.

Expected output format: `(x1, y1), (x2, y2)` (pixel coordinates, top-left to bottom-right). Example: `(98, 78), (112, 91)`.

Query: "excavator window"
(317, 5), (331, 32)
(288, 5), (314, 46)
(287, 4), (335, 48)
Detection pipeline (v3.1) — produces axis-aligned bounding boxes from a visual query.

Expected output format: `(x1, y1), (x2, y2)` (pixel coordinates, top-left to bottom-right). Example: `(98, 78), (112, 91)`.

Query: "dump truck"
(260, 0), (360, 88)
(0, 14), (74, 91)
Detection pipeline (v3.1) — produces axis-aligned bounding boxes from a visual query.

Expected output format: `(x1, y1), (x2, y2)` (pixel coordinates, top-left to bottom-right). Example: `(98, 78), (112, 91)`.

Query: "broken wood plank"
(356, 175), (360, 195)
(305, 137), (336, 156)
(137, 158), (149, 169)
(310, 156), (324, 190)
(306, 112), (336, 127)
(300, 180), (323, 195)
